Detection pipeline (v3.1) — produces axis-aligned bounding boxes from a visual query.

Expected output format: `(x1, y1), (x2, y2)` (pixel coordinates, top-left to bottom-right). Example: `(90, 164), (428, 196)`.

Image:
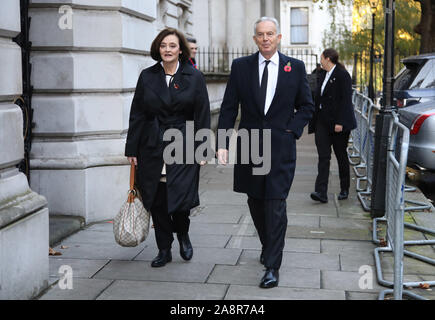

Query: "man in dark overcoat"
(216, 17), (314, 288)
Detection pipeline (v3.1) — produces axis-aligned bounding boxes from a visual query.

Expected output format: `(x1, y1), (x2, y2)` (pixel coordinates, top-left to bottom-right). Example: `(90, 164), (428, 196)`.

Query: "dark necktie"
(259, 60), (270, 113)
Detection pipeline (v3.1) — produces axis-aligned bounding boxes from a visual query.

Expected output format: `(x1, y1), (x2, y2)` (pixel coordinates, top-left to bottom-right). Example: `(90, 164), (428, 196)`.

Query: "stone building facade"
(0, 0), (279, 299)
(0, 0), (49, 300)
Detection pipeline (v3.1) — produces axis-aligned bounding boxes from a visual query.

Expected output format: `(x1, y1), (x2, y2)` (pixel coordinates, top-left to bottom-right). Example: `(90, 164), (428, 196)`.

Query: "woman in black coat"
(125, 28), (211, 267)
(308, 48), (357, 203)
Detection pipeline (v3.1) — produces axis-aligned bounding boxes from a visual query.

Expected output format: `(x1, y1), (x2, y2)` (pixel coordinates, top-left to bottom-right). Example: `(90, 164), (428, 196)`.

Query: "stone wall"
(28, 0), (195, 223)
(0, 0), (49, 300)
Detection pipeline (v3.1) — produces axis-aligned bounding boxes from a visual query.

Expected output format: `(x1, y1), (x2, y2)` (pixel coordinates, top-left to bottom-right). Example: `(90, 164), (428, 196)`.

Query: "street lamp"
(370, 0), (395, 219)
(368, 0), (379, 101)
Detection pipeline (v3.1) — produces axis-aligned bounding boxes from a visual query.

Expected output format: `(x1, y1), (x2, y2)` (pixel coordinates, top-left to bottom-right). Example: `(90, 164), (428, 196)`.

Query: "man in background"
(186, 37), (198, 69)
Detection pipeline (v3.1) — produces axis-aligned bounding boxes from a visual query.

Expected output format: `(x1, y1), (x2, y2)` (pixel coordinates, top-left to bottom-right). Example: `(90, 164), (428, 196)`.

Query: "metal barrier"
(348, 90), (431, 214)
(347, 91), (363, 166)
(374, 113), (435, 300)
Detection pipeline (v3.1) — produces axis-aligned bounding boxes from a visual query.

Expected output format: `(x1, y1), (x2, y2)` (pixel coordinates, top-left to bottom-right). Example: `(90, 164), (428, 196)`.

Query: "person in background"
(125, 28), (210, 268)
(309, 48), (357, 204)
(186, 37), (198, 69)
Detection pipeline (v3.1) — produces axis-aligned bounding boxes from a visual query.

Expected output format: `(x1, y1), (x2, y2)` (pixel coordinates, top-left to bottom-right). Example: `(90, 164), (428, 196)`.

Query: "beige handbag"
(113, 164), (150, 247)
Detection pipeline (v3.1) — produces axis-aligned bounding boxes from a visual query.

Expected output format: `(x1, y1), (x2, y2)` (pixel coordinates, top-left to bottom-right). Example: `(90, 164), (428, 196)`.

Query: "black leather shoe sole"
(310, 192), (328, 203)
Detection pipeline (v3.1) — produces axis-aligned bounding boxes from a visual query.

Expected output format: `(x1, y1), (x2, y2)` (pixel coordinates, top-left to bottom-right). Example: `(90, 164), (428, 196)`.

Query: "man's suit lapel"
(249, 52), (263, 115)
(265, 52), (291, 117)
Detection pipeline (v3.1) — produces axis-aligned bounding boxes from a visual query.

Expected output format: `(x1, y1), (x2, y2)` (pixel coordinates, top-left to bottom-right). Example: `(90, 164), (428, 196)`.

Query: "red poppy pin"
(284, 62), (292, 72)
(174, 83), (179, 89)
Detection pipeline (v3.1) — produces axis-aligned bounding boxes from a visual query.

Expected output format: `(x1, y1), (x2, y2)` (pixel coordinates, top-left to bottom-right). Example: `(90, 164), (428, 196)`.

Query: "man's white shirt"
(319, 64), (336, 111)
(258, 52), (279, 115)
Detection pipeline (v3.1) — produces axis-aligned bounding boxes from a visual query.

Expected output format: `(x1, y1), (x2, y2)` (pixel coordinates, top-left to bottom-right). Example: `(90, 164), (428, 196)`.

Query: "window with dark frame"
(291, 7), (309, 44)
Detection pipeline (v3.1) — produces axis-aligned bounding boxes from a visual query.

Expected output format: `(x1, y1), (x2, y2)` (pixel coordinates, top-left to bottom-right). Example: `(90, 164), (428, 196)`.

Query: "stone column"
(28, 0), (158, 223)
(0, 0), (49, 299)
(226, 0), (245, 49)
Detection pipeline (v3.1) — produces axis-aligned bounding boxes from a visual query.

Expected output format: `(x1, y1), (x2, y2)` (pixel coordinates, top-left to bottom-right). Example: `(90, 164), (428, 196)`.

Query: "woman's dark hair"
(150, 28), (191, 63)
(322, 48), (345, 69)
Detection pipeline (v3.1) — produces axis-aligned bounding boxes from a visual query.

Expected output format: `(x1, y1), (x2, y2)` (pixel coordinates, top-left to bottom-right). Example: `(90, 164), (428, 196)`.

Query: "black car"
(393, 53), (435, 108)
(394, 53), (435, 171)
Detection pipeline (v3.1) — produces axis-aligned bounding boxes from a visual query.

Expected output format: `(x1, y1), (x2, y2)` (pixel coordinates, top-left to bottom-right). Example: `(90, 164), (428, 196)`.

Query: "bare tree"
(414, 0), (435, 53)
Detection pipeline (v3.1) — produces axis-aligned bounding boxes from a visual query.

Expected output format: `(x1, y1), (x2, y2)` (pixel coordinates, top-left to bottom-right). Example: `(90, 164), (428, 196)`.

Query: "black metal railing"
(197, 47), (318, 75)
(13, 0), (33, 182)
(352, 50), (413, 98)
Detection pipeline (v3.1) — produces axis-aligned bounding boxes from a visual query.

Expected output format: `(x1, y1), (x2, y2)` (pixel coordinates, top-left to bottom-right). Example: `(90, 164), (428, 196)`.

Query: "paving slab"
(134, 246), (242, 266)
(84, 221), (115, 232)
(347, 292), (379, 300)
(238, 250), (340, 271)
(97, 280), (228, 300)
(239, 213), (320, 228)
(49, 258), (110, 278)
(39, 278), (113, 300)
(93, 260), (215, 283)
(322, 270), (386, 293)
(190, 205), (247, 224)
(320, 216), (372, 228)
(379, 254), (435, 276)
(50, 242), (146, 260)
(207, 265), (320, 289)
(320, 239), (376, 255)
(200, 190), (247, 205)
(227, 235), (321, 253)
(285, 225), (372, 241)
(188, 222), (256, 236)
(339, 251), (376, 272)
(56, 229), (120, 244)
(145, 234), (231, 249)
(286, 199), (338, 216)
(224, 284), (345, 300)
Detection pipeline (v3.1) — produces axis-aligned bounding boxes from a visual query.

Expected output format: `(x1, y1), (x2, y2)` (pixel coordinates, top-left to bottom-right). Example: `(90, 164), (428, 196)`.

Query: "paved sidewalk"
(38, 129), (435, 300)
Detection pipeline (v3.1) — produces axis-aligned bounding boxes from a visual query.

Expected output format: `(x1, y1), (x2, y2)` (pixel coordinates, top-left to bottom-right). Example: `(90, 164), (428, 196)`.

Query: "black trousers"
(247, 197), (287, 270)
(150, 182), (190, 250)
(314, 119), (351, 194)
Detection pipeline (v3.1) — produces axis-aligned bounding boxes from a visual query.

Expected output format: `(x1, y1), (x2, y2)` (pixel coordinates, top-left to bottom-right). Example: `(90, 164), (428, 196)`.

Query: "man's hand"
(127, 157), (137, 166)
(334, 124), (343, 133)
(217, 149), (229, 165)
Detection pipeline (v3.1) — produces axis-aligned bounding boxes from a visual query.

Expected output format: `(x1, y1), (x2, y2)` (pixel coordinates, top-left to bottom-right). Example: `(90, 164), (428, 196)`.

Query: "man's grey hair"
(254, 17), (281, 35)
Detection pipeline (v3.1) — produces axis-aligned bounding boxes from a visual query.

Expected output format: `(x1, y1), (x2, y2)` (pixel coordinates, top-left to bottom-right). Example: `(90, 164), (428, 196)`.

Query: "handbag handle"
(127, 164), (136, 203)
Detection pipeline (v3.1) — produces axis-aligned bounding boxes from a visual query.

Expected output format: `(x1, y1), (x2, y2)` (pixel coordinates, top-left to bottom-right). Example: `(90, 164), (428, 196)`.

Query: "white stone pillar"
(0, 0), (49, 299)
(226, 0), (245, 49)
(28, 0), (158, 223)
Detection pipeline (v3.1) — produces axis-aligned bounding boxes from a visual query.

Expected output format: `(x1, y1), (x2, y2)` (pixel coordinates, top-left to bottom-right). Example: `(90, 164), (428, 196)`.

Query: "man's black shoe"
(338, 190), (349, 200)
(310, 192), (328, 203)
(177, 233), (193, 261)
(151, 249), (172, 267)
(259, 268), (279, 288)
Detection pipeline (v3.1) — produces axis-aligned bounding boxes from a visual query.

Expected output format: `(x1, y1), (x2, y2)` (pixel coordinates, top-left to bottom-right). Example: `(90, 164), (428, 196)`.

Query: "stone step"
(49, 215), (85, 247)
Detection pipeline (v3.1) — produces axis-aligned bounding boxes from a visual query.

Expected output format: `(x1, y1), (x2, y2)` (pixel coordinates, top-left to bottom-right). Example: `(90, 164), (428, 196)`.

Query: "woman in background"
(309, 48), (357, 204)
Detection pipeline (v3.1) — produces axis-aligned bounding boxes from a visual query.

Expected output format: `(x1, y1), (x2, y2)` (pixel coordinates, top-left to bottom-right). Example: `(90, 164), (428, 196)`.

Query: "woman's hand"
(217, 149), (228, 165)
(334, 125), (343, 133)
(127, 157), (137, 166)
